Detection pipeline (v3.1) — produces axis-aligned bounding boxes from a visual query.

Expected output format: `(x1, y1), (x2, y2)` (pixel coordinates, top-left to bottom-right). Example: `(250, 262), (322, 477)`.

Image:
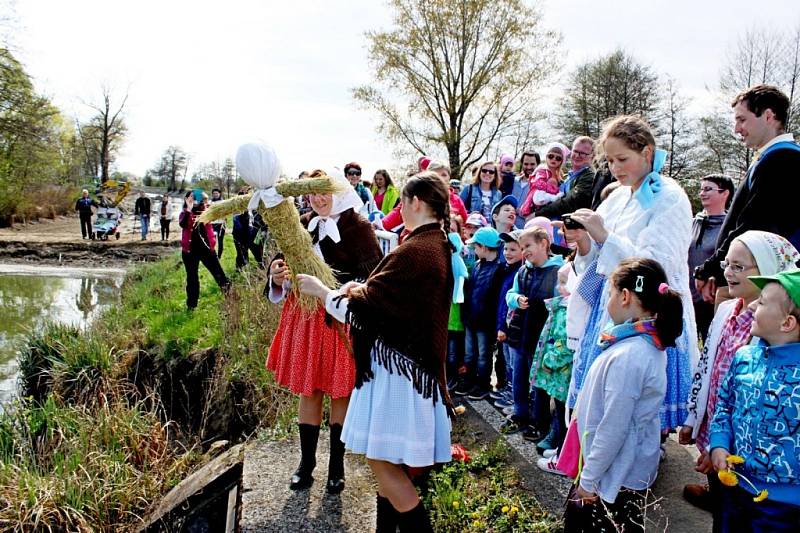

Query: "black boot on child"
(396, 500), (433, 533)
(376, 493), (398, 532)
(289, 423), (319, 490)
(326, 423), (346, 494)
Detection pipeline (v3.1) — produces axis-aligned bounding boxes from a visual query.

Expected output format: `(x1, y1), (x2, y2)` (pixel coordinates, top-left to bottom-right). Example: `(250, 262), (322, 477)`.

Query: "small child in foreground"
(564, 257), (683, 532)
(709, 268), (800, 532)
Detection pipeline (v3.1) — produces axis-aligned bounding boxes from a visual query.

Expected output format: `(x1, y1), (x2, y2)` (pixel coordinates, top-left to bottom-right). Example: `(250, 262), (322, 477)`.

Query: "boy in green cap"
(709, 268), (800, 531)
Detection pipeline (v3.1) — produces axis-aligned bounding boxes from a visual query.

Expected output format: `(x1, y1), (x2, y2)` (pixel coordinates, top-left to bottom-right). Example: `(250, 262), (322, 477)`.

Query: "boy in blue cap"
(710, 269), (800, 532)
(456, 226), (505, 400)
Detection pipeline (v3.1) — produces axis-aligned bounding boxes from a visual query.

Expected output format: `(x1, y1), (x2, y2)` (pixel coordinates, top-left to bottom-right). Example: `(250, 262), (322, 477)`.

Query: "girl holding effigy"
(267, 169), (383, 494)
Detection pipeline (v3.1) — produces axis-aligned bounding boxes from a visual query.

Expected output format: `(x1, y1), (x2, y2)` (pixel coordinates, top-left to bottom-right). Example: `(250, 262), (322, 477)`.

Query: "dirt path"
(241, 431), (377, 532)
(0, 215), (179, 267)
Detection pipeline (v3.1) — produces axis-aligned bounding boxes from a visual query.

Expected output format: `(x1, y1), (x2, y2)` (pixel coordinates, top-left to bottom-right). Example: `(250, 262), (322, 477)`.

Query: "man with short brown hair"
(694, 84), (800, 302)
(533, 136), (596, 220)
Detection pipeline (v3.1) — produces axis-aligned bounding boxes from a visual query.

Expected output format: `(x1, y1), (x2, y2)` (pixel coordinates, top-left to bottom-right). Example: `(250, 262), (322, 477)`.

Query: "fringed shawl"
(345, 223), (453, 407)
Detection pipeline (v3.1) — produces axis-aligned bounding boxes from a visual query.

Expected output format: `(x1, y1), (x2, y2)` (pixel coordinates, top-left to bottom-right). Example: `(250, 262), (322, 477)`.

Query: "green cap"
(748, 268), (800, 307)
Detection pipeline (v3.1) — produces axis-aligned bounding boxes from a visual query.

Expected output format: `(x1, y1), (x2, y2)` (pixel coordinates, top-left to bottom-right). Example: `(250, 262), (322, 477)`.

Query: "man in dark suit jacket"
(694, 84), (800, 302)
(534, 136), (596, 220)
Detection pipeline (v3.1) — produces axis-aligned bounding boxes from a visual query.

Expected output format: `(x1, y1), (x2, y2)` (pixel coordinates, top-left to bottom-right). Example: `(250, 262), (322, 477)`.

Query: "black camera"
(562, 215), (584, 230)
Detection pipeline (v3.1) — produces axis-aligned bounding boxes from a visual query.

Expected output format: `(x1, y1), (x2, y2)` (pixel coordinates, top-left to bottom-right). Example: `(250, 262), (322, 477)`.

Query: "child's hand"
(711, 448), (730, 472)
(517, 296), (529, 309)
(678, 425), (694, 445)
(497, 331), (507, 342)
(695, 452), (713, 474)
(574, 485), (598, 505)
(297, 274), (330, 300)
(340, 280), (365, 296)
(270, 259), (291, 286)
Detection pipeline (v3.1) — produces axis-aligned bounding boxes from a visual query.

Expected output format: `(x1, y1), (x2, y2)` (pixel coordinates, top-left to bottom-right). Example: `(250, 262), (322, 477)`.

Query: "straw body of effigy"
(197, 176), (345, 312)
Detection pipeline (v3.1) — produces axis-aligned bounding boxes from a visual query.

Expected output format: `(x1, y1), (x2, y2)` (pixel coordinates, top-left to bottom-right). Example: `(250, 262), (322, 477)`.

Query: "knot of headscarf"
(633, 148), (667, 209)
(307, 215), (341, 243)
(448, 232), (469, 303)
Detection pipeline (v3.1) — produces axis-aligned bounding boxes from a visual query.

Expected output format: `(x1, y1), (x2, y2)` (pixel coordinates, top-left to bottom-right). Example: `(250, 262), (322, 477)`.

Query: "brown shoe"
(682, 483), (712, 512)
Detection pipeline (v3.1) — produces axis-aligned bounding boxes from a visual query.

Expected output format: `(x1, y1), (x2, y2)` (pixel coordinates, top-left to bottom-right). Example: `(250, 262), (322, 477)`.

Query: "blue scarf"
(448, 232), (469, 303)
(633, 148), (667, 209)
(597, 318), (664, 351)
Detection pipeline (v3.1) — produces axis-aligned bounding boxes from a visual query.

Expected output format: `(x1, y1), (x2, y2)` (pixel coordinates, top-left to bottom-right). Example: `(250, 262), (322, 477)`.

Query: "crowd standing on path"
(79, 82), (800, 532)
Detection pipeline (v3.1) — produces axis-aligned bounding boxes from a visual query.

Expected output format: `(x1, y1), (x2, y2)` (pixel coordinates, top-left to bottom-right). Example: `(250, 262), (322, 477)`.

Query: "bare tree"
(658, 77), (697, 181)
(353, 0), (560, 177)
(82, 86), (128, 183)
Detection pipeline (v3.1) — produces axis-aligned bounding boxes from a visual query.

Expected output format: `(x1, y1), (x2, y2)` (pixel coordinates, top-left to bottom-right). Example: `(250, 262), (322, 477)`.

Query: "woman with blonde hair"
(459, 160), (503, 220)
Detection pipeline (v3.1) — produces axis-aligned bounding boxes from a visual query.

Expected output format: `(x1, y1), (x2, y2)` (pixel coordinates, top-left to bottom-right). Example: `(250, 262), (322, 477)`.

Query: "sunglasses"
(547, 154), (563, 162)
(480, 168), (496, 175)
(347, 170), (362, 176)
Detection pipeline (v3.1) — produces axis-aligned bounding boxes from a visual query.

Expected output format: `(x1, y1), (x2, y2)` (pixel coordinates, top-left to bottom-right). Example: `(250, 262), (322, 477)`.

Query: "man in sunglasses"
(344, 161), (376, 216)
(534, 137), (596, 220)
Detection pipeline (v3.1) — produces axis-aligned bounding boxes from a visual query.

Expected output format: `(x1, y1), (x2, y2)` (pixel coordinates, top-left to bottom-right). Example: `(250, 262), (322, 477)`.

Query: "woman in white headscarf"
(680, 230), (800, 511)
(268, 169), (383, 494)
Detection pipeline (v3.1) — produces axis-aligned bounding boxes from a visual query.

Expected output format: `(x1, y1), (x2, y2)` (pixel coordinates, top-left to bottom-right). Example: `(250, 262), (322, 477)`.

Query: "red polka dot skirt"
(267, 294), (355, 398)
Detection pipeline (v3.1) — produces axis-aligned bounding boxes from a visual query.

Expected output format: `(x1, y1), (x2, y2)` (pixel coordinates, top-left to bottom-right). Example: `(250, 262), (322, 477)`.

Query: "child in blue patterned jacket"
(710, 268), (800, 532)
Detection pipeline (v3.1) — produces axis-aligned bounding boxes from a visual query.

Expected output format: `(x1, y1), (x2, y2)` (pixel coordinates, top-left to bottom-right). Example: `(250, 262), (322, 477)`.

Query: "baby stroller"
(93, 206), (122, 240)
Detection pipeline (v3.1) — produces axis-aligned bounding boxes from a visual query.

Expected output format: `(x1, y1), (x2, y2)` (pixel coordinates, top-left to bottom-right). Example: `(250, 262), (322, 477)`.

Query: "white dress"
(568, 177), (699, 430)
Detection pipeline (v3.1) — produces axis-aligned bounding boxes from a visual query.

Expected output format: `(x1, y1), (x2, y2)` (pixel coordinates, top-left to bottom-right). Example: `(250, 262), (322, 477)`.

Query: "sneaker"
(522, 427), (546, 442)
(542, 448), (558, 459)
(537, 456), (566, 476)
(500, 416), (528, 435)
(446, 376), (458, 392)
(535, 427), (557, 455)
(501, 406), (515, 417)
(493, 396), (513, 409)
(466, 386), (490, 401)
(489, 389), (506, 401)
(453, 378), (472, 396)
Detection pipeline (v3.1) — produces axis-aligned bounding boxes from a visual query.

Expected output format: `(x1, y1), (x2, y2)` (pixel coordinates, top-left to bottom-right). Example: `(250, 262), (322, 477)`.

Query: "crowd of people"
(75, 83), (800, 531)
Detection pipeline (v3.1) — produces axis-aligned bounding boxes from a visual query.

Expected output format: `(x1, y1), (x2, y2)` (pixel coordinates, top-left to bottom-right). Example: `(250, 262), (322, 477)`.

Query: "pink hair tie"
(658, 283), (670, 295)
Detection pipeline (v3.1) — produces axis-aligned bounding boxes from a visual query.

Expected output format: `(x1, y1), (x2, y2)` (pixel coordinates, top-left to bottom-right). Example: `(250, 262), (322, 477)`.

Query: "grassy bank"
(1, 237), (294, 530)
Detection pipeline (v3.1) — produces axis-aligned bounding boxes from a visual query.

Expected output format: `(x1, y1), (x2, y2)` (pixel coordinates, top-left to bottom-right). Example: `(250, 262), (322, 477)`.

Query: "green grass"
(4, 234), (295, 530)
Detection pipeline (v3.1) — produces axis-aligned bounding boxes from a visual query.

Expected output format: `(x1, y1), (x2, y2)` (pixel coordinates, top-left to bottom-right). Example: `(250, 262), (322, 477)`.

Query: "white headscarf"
(734, 230), (800, 276)
(307, 174), (364, 244)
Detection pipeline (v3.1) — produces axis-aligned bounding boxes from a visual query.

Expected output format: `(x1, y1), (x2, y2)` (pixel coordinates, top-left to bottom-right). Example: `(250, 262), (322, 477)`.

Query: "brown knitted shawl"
(343, 223), (453, 406)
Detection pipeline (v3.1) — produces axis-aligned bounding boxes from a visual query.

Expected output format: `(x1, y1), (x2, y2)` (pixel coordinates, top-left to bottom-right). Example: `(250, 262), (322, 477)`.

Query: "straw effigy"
(197, 146), (347, 313)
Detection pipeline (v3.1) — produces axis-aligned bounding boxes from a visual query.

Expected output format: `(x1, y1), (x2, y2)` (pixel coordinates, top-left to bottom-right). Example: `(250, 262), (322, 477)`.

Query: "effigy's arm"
(196, 177), (345, 312)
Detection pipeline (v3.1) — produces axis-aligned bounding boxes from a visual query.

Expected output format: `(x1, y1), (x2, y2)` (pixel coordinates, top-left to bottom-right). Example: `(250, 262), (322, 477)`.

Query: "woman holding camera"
(563, 116), (698, 433)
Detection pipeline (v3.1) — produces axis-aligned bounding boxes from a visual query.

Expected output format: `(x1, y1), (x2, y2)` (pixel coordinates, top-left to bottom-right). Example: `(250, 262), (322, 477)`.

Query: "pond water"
(0, 265), (124, 407)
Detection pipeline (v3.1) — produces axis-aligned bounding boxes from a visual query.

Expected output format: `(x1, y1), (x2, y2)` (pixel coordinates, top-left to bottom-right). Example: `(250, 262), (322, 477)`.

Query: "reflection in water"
(0, 272), (122, 405)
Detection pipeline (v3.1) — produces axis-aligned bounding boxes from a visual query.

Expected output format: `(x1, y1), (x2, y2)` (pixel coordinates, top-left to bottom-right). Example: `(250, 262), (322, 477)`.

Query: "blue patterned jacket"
(709, 340), (800, 506)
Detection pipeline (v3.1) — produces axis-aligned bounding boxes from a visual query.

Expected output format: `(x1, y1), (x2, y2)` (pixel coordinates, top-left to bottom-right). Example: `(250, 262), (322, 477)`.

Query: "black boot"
(396, 500), (433, 533)
(376, 493), (398, 532)
(327, 423), (346, 494)
(290, 423), (319, 490)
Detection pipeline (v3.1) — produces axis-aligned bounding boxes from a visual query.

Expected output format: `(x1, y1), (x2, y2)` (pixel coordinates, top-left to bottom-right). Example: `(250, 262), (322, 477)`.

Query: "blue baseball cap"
(465, 226), (502, 248)
(491, 195), (519, 216)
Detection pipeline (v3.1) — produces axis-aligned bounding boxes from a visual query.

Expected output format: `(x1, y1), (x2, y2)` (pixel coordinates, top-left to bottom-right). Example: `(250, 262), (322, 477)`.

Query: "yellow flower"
(471, 512), (480, 519)
(510, 506), (519, 514)
(501, 505), (510, 513)
(452, 501), (460, 509)
(726, 455), (745, 465)
(753, 490), (768, 502)
(473, 520), (483, 528)
(718, 469), (739, 487)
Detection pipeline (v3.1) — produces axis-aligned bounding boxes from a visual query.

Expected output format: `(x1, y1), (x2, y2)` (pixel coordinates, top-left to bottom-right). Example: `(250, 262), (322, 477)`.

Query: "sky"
(8, 0), (800, 179)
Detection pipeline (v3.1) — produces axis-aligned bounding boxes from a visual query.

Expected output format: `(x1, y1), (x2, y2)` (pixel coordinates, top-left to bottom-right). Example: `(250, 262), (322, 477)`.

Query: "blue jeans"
(509, 344), (532, 421)
(140, 215), (150, 239)
(501, 342), (513, 389)
(716, 485), (800, 532)
(464, 326), (493, 389)
(447, 331), (465, 376)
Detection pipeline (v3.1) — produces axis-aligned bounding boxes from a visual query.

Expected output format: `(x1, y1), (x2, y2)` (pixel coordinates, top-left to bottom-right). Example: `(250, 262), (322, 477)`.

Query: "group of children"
(444, 160), (800, 531)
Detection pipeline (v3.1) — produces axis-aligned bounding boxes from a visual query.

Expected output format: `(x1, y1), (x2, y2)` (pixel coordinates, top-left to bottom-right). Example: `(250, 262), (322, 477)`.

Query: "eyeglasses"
(700, 187), (723, 193)
(480, 168), (496, 175)
(547, 154), (563, 162)
(347, 170), (362, 176)
(573, 150), (592, 158)
(720, 260), (756, 274)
